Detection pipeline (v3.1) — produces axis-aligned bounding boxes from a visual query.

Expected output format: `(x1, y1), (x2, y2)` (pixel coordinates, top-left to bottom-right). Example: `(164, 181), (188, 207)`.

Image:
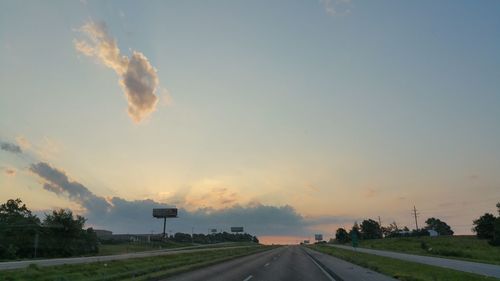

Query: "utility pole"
(378, 216), (383, 237)
(413, 205), (419, 231)
(162, 217), (167, 239)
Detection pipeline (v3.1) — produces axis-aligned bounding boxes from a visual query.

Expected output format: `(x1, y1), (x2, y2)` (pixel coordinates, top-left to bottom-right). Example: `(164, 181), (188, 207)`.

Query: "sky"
(1, 0), (499, 244)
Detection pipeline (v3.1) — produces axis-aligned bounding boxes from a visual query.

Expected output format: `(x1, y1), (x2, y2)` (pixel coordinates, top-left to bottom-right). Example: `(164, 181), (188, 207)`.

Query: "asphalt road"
(164, 246), (395, 281)
(0, 245), (253, 270)
(331, 244), (500, 278)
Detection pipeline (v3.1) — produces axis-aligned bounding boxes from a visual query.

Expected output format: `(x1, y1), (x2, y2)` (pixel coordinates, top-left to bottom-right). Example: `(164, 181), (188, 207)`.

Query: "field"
(310, 245), (498, 281)
(0, 245), (273, 281)
(358, 235), (500, 265)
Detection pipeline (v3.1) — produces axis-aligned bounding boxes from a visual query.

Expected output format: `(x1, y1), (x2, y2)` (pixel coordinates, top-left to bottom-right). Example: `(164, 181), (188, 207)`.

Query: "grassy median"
(358, 236), (500, 265)
(0, 246), (274, 281)
(310, 245), (498, 281)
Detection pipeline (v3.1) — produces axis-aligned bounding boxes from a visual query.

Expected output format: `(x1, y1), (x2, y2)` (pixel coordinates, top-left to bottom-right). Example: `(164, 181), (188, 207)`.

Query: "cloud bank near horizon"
(28, 161), (352, 236)
(74, 21), (159, 123)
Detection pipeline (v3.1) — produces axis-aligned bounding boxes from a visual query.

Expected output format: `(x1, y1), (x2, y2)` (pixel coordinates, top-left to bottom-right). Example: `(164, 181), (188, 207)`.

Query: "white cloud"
(74, 21), (160, 123)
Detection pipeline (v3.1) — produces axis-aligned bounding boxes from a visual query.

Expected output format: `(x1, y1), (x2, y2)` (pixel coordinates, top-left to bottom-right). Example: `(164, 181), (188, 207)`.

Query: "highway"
(0, 245), (253, 270)
(164, 246), (396, 281)
(331, 244), (500, 278)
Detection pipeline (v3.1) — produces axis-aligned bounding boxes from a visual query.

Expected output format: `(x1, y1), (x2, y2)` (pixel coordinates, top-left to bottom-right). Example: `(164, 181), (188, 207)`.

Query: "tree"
(335, 228), (349, 243)
(252, 236), (259, 243)
(473, 213), (496, 239)
(41, 209), (98, 257)
(489, 203), (500, 246)
(360, 219), (382, 239)
(173, 232), (192, 243)
(425, 217), (453, 236)
(349, 221), (361, 239)
(382, 221), (399, 238)
(0, 199), (40, 259)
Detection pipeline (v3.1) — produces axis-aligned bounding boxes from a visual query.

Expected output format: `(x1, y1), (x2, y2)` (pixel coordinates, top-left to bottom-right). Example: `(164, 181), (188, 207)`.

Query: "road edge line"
(302, 247), (344, 281)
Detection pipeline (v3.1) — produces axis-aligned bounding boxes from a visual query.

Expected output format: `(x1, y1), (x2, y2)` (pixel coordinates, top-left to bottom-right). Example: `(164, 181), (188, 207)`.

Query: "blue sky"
(1, 0), (499, 242)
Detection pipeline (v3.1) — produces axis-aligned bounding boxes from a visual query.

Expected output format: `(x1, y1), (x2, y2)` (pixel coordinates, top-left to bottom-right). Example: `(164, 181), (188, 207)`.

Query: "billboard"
(230, 226), (244, 233)
(153, 208), (178, 218)
(210, 229), (217, 233)
(314, 234), (323, 241)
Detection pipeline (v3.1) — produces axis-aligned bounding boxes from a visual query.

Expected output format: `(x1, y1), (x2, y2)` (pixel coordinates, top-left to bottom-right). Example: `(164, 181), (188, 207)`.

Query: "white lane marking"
(264, 262), (270, 267)
(243, 275), (253, 281)
(308, 255), (336, 281)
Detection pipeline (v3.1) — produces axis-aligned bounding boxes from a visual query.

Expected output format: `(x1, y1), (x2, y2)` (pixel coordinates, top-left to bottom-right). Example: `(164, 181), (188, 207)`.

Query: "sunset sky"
(1, 0), (499, 244)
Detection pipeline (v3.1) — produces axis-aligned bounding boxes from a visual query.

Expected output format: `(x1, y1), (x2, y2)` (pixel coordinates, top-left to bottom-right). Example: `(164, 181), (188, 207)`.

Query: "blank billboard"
(153, 208), (178, 218)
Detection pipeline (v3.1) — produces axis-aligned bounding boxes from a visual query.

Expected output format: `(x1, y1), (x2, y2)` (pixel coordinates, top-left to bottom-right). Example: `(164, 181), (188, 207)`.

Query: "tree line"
(333, 202), (500, 247)
(0, 199), (98, 260)
(167, 232), (259, 244)
(334, 217), (454, 244)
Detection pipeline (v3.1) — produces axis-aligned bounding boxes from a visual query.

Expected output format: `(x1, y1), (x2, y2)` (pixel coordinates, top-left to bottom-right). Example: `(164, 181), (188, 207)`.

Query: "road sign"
(314, 234), (323, 241)
(230, 226), (244, 233)
(153, 208), (178, 218)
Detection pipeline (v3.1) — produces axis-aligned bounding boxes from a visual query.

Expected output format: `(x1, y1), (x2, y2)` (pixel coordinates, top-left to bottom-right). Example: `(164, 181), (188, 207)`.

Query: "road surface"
(164, 246), (396, 281)
(331, 244), (500, 278)
(0, 245), (254, 270)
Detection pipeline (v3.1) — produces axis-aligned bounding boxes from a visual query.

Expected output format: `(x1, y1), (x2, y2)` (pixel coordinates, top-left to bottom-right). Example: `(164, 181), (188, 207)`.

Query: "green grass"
(357, 236), (500, 265)
(97, 241), (194, 256)
(310, 245), (499, 281)
(0, 245), (274, 281)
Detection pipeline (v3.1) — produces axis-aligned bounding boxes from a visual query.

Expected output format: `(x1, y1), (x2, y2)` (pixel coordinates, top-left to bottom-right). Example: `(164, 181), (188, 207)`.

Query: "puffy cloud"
(74, 21), (159, 123)
(0, 141), (22, 154)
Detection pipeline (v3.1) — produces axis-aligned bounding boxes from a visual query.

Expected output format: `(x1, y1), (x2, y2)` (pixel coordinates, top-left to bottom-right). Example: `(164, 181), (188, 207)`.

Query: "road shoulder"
(303, 247), (397, 281)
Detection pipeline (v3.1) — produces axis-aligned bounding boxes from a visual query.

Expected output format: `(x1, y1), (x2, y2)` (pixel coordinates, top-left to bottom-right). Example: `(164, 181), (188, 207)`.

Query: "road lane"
(330, 244), (500, 278)
(0, 245), (255, 270)
(164, 246), (335, 281)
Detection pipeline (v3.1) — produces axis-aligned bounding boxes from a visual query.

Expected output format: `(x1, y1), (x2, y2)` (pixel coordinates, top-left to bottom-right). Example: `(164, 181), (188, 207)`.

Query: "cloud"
(30, 162), (111, 215)
(320, 0), (352, 16)
(74, 21), (159, 123)
(28, 161), (348, 236)
(1, 141), (22, 154)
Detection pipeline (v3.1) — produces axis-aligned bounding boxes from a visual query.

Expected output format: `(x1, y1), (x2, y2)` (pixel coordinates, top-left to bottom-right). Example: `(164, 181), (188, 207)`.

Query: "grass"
(310, 245), (499, 281)
(97, 241), (194, 256)
(0, 245), (274, 281)
(357, 236), (500, 265)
